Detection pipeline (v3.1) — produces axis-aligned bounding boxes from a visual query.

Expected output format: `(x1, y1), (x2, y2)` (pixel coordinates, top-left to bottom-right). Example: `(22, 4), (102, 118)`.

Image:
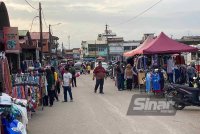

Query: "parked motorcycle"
(165, 77), (200, 110)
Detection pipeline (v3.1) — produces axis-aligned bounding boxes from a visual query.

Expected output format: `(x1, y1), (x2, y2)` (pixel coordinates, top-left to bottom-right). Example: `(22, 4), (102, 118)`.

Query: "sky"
(2, 0), (200, 49)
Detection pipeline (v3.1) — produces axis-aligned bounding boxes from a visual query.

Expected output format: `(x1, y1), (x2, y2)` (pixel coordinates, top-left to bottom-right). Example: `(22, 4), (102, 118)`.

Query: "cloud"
(2, 0), (200, 48)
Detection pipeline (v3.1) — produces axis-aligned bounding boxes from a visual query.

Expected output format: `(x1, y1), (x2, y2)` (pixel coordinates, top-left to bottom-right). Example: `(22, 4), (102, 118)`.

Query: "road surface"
(28, 74), (200, 134)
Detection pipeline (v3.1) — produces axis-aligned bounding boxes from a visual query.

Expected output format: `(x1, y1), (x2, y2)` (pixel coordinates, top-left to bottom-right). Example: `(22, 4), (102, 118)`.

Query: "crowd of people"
(18, 58), (199, 107)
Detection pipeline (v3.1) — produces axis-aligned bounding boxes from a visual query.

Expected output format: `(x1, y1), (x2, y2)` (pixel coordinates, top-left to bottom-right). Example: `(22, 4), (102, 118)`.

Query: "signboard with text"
(3, 27), (21, 53)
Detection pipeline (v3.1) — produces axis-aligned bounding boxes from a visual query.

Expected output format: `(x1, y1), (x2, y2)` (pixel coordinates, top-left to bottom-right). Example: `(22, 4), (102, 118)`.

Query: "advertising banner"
(3, 27), (21, 53)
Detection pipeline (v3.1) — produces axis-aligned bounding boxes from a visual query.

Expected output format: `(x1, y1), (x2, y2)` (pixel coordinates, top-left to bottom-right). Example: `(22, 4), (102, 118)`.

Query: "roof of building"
(73, 48), (80, 50)
(87, 40), (107, 45)
(30, 32), (49, 40)
(180, 36), (200, 41)
(18, 30), (29, 36)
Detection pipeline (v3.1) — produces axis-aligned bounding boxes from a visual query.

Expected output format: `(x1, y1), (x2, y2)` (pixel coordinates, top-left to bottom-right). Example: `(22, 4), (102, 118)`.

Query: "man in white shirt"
(62, 67), (73, 102)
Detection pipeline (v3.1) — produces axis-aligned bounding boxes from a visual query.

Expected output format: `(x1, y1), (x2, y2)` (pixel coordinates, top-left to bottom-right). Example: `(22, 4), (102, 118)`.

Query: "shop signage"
(3, 27), (20, 53)
(98, 48), (107, 56)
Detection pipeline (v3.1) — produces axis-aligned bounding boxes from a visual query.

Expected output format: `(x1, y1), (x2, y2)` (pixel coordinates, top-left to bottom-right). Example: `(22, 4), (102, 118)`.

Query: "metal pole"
(68, 35), (70, 49)
(95, 40), (97, 59)
(39, 2), (43, 65)
(62, 42), (64, 57)
(106, 24), (109, 61)
(49, 24), (52, 64)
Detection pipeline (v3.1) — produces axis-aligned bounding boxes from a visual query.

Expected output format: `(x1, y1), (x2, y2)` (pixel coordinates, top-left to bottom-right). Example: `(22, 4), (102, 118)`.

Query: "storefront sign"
(98, 48), (107, 56)
(3, 27), (20, 53)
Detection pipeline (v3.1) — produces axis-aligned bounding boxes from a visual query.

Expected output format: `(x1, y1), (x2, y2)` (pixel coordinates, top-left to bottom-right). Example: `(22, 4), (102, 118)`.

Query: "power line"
(24, 0), (38, 10)
(42, 9), (49, 28)
(30, 16), (39, 32)
(116, 0), (163, 26)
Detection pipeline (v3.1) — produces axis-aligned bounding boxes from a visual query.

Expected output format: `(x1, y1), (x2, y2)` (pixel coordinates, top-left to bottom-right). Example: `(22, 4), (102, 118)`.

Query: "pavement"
(28, 74), (200, 134)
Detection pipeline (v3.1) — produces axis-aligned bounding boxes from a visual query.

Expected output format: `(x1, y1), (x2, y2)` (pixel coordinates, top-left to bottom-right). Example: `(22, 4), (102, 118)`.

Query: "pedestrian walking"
(116, 62), (125, 91)
(124, 64), (133, 90)
(51, 67), (59, 101)
(86, 64), (91, 74)
(132, 65), (138, 88)
(93, 61), (106, 94)
(62, 67), (73, 102)
(46, 69), (54, 107)
(70, 64), (77, 87)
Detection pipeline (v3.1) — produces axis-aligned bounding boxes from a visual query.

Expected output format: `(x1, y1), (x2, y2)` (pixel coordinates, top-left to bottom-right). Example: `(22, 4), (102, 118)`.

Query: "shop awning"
(143, 32), (198, 54)
(123, 36), (154, 57)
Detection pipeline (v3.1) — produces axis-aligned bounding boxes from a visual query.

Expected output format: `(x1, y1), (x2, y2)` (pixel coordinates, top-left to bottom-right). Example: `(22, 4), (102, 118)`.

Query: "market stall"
(0, 52), (28, 134)
(123, 32), (199, 93)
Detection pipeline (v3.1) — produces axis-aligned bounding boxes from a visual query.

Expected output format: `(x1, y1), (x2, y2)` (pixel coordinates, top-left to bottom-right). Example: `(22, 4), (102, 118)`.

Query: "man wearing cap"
(93, 61), (106, 94)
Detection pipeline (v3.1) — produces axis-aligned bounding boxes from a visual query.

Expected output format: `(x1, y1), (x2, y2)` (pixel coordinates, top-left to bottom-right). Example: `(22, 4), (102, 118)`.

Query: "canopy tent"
(124, 32), (198, 57)
(97, 56), (105, 60)
(143, 32), (198, 54)
(123, 36), (154, 57)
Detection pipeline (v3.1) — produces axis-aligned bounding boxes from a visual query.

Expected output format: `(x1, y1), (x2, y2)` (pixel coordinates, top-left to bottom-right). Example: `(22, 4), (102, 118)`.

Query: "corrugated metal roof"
(18, 30), (29, 36)
(30, 32), (49, 40)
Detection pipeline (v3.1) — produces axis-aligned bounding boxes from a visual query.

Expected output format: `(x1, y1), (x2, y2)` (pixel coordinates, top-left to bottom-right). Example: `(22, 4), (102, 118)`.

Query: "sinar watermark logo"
(127, 94), (176, 116)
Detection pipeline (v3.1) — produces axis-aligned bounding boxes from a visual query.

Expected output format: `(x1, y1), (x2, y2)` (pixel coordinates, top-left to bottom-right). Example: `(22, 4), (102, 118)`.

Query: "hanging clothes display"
(136, 56), (148, 70)
(145, 72), (152, 93)
(0, 52), (12, 95)
(174, 55), (185, 65)
(151, 54), (159, 67)
(152, 72), (161, 92)
(11, 72), (45, 113)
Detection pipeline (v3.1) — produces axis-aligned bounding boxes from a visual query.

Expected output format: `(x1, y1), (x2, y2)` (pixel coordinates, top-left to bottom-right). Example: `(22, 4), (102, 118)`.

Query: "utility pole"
(95, 40), (97, 59)
(68, 35), (70, 49)
(39, 2), (43, 64)
(62, 42), (64, 57)
(56, 40), (58, 59)
(105, 24), (109, 61)
(49, 24), (52, 64)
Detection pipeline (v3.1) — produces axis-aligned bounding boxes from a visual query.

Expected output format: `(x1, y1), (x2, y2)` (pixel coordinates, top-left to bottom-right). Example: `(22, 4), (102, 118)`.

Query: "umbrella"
(97, 56), (105, 60)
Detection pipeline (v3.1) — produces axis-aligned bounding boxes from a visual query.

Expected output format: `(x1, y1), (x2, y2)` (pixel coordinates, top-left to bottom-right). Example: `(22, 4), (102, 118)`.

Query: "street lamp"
(49, 23), (61, 62)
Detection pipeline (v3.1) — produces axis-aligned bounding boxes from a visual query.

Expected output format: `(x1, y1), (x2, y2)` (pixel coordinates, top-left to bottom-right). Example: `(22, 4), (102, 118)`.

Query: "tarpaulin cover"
(143, 32), (198, 54)
(124, 32), (198, 57)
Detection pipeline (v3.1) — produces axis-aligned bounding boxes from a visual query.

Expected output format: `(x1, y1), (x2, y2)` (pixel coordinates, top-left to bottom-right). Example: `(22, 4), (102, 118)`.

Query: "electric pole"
(49, 24), (52, 63)
(39, 2), (43, 64)
(62, 42), (64, 57)
(106, 24), (109, 61)
(95, 40), (97, 59)
(68, 35), (70, 49)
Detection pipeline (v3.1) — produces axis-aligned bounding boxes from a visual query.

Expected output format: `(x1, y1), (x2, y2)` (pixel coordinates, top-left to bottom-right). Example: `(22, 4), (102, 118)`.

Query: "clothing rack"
(12, 73), (46, 111)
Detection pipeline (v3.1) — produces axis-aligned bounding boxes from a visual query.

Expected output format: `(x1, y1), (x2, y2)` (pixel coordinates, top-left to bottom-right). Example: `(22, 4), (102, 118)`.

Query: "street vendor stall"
(123, 32), (199, 93)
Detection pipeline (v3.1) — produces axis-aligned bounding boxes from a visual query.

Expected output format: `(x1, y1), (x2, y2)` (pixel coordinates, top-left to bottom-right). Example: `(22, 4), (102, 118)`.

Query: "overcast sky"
(3, 0), (200, 48)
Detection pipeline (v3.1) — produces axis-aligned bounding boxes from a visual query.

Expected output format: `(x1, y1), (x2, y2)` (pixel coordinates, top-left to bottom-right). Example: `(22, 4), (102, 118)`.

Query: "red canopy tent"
(123, 36), (154, 57)
(143, 32), (198, 54)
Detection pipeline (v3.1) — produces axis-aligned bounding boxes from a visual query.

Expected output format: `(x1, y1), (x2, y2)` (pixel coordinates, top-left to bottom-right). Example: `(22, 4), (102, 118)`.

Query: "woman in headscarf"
(46, 68), (54, 107)
(124, 64), (133, 90)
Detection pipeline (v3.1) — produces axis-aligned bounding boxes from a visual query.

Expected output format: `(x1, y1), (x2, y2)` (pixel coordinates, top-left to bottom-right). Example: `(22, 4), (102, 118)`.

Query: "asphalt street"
(28, 74), (200, 134)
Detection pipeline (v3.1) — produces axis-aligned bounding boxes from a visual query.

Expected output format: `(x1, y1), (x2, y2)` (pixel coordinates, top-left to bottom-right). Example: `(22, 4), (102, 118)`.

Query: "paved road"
(29, 74), (200, 134)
